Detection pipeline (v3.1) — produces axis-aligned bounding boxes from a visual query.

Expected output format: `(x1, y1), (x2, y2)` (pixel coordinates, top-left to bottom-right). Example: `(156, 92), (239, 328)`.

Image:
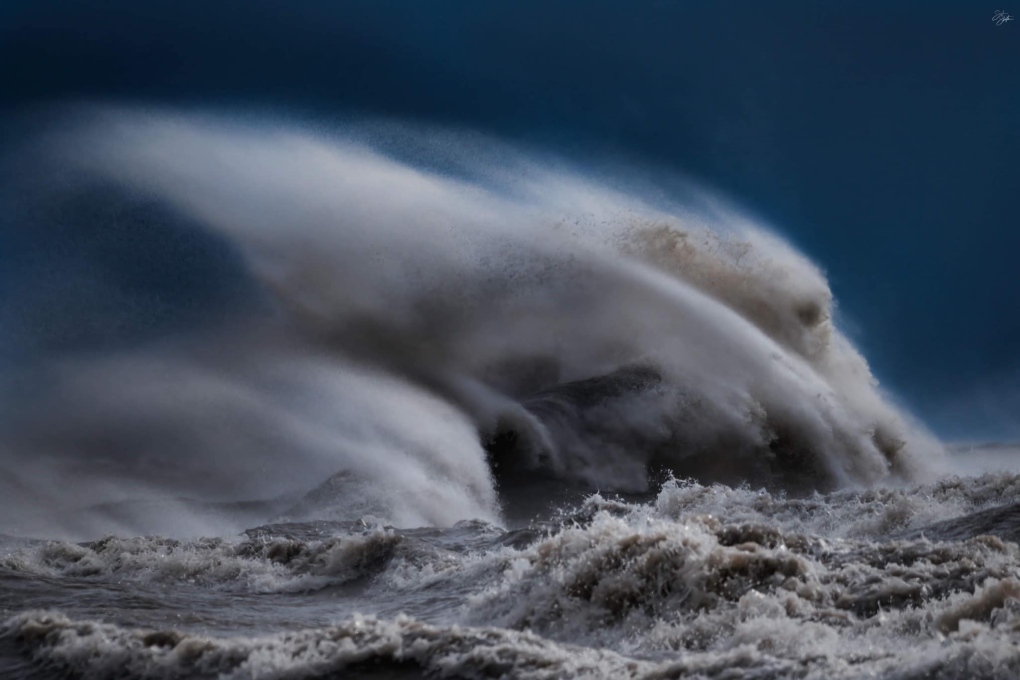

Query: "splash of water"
(0, 108), (946, 538)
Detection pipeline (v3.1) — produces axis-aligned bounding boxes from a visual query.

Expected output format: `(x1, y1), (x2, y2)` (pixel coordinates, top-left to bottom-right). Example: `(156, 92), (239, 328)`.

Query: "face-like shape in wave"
(0, 108), (946, 539)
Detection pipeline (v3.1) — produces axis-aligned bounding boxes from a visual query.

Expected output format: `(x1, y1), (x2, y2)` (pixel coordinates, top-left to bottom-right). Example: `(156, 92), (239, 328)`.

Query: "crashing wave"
(0, 109), (946, 538)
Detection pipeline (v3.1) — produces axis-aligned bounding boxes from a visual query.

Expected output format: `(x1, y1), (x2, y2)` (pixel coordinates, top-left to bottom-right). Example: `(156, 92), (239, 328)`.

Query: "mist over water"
(0, 108), (945, 540)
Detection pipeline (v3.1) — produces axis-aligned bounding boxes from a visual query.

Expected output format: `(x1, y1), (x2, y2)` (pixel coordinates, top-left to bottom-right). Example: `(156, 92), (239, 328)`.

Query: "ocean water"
(6, 469), (1020, 679)
(2, 110), (1019, 679)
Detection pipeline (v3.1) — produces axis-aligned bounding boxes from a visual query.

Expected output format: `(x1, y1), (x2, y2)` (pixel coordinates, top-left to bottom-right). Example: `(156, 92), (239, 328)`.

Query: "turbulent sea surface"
(3, 109), (1020, 678)
(7, 470), (1020, 679)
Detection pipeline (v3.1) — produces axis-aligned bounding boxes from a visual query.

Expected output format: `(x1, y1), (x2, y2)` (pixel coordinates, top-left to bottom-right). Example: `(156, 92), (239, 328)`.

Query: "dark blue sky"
(1, 1), (1018, 439)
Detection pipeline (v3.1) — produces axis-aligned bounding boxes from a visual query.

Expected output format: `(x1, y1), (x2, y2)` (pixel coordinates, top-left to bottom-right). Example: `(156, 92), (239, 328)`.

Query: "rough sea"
(3, 110), (1019, 679)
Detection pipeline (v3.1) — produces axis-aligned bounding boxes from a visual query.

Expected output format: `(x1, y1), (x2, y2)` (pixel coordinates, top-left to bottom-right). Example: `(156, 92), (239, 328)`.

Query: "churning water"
(2, 109), (1018, 679)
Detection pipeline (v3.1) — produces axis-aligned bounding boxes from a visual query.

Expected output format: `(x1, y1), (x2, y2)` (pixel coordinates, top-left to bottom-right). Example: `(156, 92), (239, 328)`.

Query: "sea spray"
(1, 109), (945, 540)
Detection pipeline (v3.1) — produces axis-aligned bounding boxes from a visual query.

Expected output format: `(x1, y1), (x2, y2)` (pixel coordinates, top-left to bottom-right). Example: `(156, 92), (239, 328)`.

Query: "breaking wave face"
(0, 108), (946, 539)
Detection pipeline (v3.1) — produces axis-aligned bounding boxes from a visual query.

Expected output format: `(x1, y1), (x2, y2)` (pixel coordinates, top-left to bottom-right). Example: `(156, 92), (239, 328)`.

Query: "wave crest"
(0, 108), (947, 538)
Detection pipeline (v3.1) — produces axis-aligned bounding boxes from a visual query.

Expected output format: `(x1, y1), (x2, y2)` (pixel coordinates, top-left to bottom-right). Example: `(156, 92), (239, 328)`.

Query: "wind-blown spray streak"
(1, 109), (944, 539)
